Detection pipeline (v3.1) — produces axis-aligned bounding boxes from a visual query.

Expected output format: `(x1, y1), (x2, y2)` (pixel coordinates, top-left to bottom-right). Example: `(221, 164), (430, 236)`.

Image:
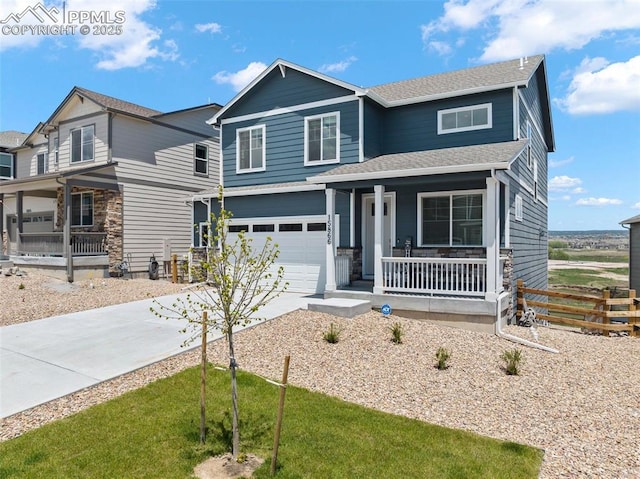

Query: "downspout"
(490, 169), (559, 353)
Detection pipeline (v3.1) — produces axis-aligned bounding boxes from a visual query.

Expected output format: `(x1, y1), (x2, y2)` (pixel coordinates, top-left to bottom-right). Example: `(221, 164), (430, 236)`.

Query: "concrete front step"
(308, 298), (371, 318)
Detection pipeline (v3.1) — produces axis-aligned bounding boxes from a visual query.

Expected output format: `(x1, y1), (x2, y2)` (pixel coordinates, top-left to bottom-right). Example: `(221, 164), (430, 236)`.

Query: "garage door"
(227, 215), (332, 294)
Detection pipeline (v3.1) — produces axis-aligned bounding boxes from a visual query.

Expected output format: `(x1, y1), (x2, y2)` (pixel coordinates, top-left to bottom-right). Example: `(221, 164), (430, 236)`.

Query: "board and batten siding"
(224, 67), (357, 118)
(222, 100), (360, 188)
(121, 182), (195, 273)
(381, 90), (513, 154)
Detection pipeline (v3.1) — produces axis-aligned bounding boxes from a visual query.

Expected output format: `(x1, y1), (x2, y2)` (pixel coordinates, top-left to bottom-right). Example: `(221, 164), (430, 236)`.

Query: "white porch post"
(16, 191), (23, 254)
(325, 188), (337, 292)
(373, 184), (385, 294)
(64, 181), (74, 283)
(485, 176), (500, 300)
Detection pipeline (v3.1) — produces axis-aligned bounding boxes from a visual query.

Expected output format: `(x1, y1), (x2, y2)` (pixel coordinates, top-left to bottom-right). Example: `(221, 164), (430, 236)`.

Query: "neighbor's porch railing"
(17, 232), (107, 256)
(381, 257), (489, 297)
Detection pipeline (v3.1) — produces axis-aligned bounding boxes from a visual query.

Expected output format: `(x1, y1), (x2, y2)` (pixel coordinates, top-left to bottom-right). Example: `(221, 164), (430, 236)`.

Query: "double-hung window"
(71, 125), (95, 163)
(418, 191), (484, 246)
(0, 152), (13, 179)
(236, 125), (265, 173)
(53, 137), (59, 169)
(305, 112), (339, 165)
(37, 153), (47, 175)
(71, 191), (94, 227)
(194, 144), (208, 176)
(437, 103), (492, 134)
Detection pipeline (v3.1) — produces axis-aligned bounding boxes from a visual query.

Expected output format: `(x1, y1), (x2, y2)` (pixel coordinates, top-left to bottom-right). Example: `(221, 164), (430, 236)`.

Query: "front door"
(362, 193), (395, 278)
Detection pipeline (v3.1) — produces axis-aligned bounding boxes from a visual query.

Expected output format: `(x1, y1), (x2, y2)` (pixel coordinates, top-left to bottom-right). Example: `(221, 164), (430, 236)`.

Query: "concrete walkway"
(0, 291), (317, 418)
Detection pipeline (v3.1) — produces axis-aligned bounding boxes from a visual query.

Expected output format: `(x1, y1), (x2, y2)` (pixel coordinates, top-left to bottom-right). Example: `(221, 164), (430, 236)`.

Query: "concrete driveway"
(0, 291), (315, 418)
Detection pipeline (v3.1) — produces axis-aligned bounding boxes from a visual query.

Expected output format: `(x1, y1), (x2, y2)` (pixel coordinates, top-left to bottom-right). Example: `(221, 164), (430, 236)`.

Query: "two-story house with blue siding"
(195, 56), (554, 330)
(0, 87), (221, 281)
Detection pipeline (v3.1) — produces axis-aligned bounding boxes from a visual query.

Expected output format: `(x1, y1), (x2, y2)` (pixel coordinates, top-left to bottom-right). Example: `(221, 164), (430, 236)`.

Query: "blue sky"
(1, 0), (639, 231)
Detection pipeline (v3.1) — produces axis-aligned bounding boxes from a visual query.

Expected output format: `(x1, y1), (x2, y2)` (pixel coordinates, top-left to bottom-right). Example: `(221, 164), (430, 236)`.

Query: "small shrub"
(501, 348), (523, 375)
(388, 322), (404, 344)
(323, 322), (342, 344)
(18, 283), (25, 290)
(435, 347), (451, 370)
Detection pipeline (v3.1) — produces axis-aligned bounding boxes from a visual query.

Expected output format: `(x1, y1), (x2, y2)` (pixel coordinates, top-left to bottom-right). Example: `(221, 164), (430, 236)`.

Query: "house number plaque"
(326, 215), (332, 245)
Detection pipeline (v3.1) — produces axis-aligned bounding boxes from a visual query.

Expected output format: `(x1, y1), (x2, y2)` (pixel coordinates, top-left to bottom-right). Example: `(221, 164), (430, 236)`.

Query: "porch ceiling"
(307, 139), (527, 185)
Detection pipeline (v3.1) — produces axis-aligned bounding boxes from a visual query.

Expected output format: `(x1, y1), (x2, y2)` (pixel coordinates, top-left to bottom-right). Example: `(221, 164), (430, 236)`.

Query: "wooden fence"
(516, 279), (639, 337)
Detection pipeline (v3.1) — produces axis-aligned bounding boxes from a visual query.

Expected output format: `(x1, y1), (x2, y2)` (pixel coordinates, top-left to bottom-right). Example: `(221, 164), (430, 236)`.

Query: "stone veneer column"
(106, 189), (123, 274)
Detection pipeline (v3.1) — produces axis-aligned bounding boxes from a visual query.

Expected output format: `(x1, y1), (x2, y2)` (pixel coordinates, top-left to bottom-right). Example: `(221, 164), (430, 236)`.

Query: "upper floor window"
(515, 194), (523, 221)
(71, 125), (94, 163)
(526, 121), (533, 168)
(237, 125), (265, 173)
(71, 191), (94, 227)
(418, 191), (484, 246)
(437, 103), (492, 135)
(37, 153), (47, 175)
(53, 137), (59, 169)
(194, 144), (208, 176)
(0, 152), (13, 179)
(305, 112), (339, 165)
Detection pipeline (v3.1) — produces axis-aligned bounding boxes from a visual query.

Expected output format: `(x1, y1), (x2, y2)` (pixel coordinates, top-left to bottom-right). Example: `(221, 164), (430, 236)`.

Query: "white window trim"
(515, 194), (523, 221)
(304, 111), (340, 166)
(37, 152), (48, 175)
(526, 120), (533, 169)
(194, 143), (209, 177)
(199, 221), (210, 247)
(0, 152), (14, 179)
(70, 125), (95, 163)
(416, 189), (486, 247)
(437, 103), (492, 135)
(236, 124), (266, 174)
(71, 191), (94, 227)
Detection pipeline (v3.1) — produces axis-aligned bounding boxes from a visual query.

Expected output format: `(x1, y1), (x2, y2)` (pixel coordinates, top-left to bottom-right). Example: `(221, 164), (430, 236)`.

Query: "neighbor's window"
(305, 112), (339, 165)
(515, 194), (523, 221)
(237, 125), (265, 173)
(53, 137), (59, 169)
(194, 144), (208, 176)
(526, 121), (533, 168)
(419, 192), (484, 246)
(437, 103), (492, 134)
(71, 191), (94, 227)
(0, 152), (13, 179)
(71, 125), (95, 163)
(37, 153), (47, 175)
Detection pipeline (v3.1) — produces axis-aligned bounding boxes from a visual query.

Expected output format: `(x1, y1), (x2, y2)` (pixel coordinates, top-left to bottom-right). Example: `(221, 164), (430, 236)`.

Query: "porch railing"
(381, 257), (487, 297)
(335, 255), (351, 287)
(17, 232), (107, 256)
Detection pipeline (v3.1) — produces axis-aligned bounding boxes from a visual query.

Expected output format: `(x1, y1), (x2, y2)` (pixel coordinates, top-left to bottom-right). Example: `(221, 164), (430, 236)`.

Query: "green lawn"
(0, 367), (542, 479)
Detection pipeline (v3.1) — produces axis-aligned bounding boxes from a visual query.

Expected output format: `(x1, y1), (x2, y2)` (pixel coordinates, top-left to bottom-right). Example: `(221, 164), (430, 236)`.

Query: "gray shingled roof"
(0, 130), (28, 148)
(310, 140), (528, 182)
(75, 87), (162, 118)
(621, 214), (640, 225)
(368, 56), (543, 103)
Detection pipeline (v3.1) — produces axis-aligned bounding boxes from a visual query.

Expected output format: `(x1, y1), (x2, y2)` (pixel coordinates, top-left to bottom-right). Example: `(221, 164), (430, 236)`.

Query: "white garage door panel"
(227, 219), (327, 294)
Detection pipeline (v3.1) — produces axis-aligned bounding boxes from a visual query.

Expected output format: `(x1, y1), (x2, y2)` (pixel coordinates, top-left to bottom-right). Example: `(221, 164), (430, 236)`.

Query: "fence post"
(629, 289), (637, 337)
(516, 279), (524, 322)
(602, 289), (611, 337)
(172, 253), (178, 283)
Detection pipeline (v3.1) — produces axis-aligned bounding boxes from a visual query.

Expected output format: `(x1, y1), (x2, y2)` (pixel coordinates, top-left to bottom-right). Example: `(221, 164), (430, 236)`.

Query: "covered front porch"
(0, 164), (121, 281)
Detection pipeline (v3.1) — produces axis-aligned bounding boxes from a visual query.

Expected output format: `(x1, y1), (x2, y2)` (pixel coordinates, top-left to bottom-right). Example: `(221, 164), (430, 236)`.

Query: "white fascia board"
(223, 183), (325, 197)
(208, 59), (366, 125)
(307, 162), (511, 184)
(218, 95), (357, 126)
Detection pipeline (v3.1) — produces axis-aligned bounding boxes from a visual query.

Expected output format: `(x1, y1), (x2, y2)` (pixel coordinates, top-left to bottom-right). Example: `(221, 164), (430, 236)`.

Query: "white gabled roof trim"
(208, 59), (366, 125)
(219, 95), (358, 125)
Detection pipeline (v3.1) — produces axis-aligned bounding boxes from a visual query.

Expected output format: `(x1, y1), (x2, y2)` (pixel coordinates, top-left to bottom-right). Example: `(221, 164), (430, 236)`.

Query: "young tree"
(152, 194), (287, 460)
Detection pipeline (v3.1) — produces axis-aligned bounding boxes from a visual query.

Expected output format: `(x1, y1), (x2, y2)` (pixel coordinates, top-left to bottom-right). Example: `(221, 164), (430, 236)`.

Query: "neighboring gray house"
(621, 214), (640, 292)
(194, 56), (554, 329)
(0, 87), (221, 280)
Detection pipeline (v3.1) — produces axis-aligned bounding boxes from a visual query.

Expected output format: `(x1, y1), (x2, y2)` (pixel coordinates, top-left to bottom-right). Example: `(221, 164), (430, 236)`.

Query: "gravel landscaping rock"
(1, 273), (638, 478)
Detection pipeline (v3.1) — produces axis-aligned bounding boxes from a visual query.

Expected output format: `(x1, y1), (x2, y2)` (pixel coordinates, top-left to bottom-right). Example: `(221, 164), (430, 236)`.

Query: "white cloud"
(213, 61), (267, 92)
(195, 22), (221, 34)
(555, 55), (640, 114)
(549, 156), (574, 168)
(420, 0), (640, 60)
(0, 0), (176, 70)
(318, 56), (357, 74)
(575, 197), (623, 206)
(549, 175), (582, 191)
(633, 201), (640, 209)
